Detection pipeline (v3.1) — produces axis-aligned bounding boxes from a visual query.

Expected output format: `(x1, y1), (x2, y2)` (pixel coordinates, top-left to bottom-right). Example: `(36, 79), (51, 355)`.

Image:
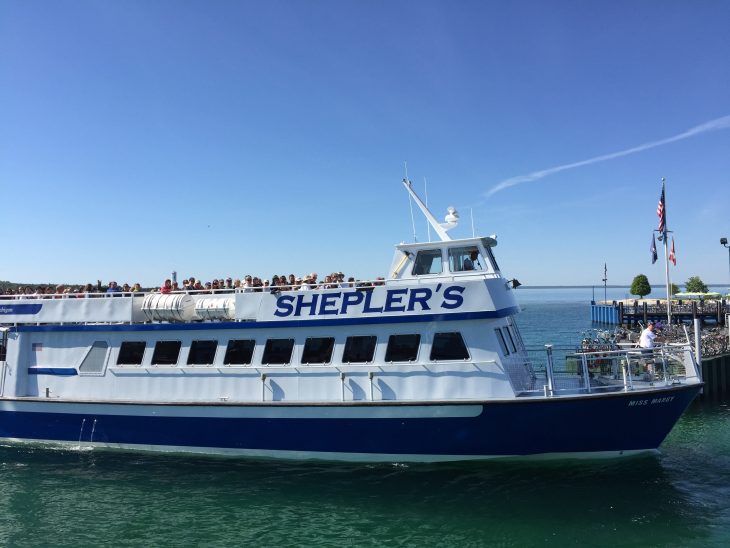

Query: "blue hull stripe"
(13, 307), (521, 333)
(28, 367), (78, 376)
(0, 385), (701, 457)
(0, 303), (43, 315)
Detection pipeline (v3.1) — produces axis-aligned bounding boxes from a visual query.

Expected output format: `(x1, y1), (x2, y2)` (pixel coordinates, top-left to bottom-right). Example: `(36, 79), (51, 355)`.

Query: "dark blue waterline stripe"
(28, 367), (78, 376)
(0, 383), (702, 456)
(13, 307), (521, 333)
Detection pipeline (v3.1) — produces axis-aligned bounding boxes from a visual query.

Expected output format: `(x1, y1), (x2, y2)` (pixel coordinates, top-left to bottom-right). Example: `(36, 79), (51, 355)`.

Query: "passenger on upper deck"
(107, 281), (122, 294)
(160, 279), (172, 294)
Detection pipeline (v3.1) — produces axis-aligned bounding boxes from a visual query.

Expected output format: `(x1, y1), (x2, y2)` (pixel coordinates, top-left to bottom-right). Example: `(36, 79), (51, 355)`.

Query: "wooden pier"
(591, 300), (728, 326)
(700, 353), (730, 402)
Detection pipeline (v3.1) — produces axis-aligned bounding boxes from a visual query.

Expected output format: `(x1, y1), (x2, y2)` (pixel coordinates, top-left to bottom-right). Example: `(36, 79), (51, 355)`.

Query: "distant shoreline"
(521, 284), (728, 289)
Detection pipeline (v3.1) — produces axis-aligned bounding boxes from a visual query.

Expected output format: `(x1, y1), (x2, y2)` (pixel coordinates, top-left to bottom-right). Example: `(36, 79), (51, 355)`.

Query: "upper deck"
(0, 236), (517, 327)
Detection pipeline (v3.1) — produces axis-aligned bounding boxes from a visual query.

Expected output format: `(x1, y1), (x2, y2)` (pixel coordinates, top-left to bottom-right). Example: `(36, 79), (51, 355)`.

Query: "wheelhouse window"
(342, 336), (377, 363)
(430, 332), (469, 361)
(411, 249), (442, 275)
(385, 334), (421, 362)
(484, 245), (500, 272)
(448, 246), (483, 272)
(301, 337), (335, 365)
(117, 341), (146, 365)
(187, 340), (218, 365)
(151, 341), (182, 365)
(223, 339), (255, 365)
(494, 329), (510, 356)
(262, 338), (294, 365)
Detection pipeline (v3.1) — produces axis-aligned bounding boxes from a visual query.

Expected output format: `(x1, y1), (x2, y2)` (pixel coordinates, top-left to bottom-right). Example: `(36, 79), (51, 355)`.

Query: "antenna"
(404, 162), (417, 242)
(470, 208), (475, 238)
(424, 177), (432, 242)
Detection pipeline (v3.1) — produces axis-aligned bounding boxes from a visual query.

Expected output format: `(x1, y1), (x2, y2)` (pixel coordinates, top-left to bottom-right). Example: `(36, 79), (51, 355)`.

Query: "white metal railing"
(0, 328), (8, 397)
(0, 271), (504, 301)
(510, 343), (699, 396)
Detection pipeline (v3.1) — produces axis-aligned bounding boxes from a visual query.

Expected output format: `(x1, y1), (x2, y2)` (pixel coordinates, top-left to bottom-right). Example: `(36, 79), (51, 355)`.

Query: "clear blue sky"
(2, 0), (729, 287)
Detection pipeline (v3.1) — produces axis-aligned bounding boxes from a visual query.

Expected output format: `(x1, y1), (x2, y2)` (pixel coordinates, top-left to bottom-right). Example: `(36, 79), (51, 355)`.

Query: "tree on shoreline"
(630, 274), (651, 298)
(685, 276), (709, 293)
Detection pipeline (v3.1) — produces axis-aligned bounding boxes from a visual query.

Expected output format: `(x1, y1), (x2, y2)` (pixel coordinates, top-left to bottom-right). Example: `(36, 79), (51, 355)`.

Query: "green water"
(1, 404), (728, 547)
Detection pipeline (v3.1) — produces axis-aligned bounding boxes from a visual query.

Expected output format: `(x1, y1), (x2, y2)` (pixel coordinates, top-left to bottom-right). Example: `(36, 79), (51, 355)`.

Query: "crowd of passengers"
(0, 281), (142, 297)
(0, 273), (387, 298)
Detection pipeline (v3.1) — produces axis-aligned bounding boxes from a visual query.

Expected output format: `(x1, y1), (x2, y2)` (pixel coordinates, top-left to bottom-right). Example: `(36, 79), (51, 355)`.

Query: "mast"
(401, 179), (458, 242)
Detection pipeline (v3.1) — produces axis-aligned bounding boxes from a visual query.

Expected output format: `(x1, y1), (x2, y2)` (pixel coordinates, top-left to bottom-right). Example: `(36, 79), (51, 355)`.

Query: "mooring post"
(618, 302), (624, 325)
(544, 345), (555, 396)
(693, 318), (702, 383)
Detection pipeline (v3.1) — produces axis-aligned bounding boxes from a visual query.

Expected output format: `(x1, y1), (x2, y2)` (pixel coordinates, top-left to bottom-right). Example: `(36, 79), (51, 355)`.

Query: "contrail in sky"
(485, 114), (730, 199)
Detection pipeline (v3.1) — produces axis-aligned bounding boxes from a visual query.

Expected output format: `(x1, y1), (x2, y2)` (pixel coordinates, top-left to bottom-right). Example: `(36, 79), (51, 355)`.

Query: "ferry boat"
(0, 182), (703, 462)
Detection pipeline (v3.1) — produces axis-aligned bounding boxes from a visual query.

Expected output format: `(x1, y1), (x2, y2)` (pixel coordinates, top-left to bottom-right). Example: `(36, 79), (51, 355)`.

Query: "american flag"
(669, 237), (676, 266)
(657, 183), (666, 233)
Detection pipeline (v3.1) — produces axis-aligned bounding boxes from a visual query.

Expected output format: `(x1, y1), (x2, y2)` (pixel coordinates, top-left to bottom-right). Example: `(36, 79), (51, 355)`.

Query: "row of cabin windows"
(116, 332), (470, 367)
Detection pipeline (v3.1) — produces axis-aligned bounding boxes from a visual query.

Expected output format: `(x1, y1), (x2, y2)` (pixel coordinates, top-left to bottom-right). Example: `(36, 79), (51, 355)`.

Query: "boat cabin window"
(411, 249), (443, 275)
(342, 336), (377, 363)
(262, 338), (295, 365)
(385, 334), (421, 362)
(301, 337), (335, 364)
(117, 341), (146, 365)
(506, 319), (524, 352)
(79, 341), (109, 374)
(151, 341), (182, 365)
(430, 332), (469, 361)
(187, 340), (218, 365)
(494, 329), (510, 356)
(224, 339), (255, 365)
(503, 328), (517, 354)
(449, 246), (484, 272)
(485, 246), (500, 272)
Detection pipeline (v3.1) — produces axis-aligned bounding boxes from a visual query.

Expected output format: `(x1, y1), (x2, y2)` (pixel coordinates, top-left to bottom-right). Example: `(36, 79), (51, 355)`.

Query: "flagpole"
(662, 178), (672, 324)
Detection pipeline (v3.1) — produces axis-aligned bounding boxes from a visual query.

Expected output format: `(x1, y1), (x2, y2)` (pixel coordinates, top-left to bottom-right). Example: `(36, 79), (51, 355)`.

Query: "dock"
(591, 300), (728, 326)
